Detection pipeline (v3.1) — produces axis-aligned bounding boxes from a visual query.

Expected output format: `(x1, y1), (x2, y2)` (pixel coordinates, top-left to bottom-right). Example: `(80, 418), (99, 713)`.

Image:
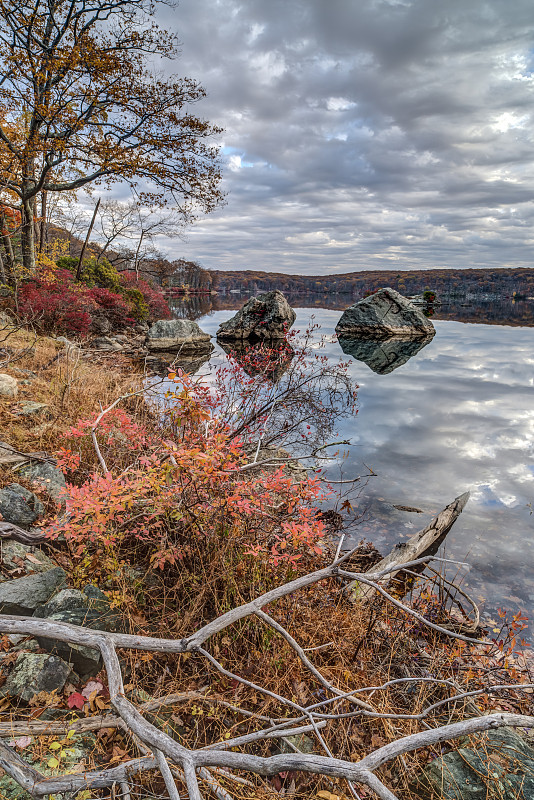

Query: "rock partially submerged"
(336, 288), (435, 339)
(216, 291), (296, 341)
(147, 318), (214, 355)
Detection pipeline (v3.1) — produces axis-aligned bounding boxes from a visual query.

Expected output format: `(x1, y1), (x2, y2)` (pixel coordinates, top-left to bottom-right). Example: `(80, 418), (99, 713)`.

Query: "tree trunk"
(0, 211), (16, 286)
(39, 191), (47, 254)
(20, 200), (36, 275)
(76, 198), (100, 281)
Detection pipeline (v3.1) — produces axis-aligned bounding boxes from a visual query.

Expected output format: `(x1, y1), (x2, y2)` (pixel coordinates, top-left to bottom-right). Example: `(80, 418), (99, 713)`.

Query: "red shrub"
(120, 272), (171, 320)
(87, 287), (135, 325)
(19, 271), (95, 335)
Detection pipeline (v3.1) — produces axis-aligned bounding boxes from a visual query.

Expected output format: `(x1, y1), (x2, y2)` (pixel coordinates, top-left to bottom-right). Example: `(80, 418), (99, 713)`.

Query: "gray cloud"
(141, 0), (534, 274)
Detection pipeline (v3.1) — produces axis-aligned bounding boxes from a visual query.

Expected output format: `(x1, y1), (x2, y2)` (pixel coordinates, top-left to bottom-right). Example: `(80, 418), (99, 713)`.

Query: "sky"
(137, 0), (534, 275)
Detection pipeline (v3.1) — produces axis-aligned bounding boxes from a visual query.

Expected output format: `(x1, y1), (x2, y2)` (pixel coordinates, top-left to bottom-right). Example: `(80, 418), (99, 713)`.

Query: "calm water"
(168, 300), (534, 633)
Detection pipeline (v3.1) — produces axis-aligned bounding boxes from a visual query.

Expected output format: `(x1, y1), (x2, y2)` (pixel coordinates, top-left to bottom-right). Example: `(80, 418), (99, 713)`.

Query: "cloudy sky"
(153, 0), (534, 275)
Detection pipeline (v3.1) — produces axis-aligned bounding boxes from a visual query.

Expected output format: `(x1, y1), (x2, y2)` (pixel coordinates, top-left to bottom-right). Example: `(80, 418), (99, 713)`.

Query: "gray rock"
(147, 318), (214, 354)
(0, 541), (56, 580)
(4, 652), (72, 702)
(18, 402), (49, 417)
(336, 288), (435, 338)
(216, 291), (296, 341)
(0, 732), (96, 800)
(0, 374), (18, 398)
(91, 314), (112, 335)
(0, 311), (13, 327)
(416, 727), (534, 799)
(0, 568), (66, 615)
(91, 335), (123, 351)
(16, 461), (66, 505)
(338, 334), (434, 374)
(34, 585), (120, 676)
(0, 484), (45, 526)
(278, 734), (315, 755)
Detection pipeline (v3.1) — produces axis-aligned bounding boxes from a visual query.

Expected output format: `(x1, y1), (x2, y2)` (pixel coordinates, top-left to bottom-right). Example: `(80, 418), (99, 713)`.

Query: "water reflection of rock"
(167, 295), (215, 321)
(338, 334), (434, 374)
(146, 351), (211, 376)
(218, 340), (295, 382)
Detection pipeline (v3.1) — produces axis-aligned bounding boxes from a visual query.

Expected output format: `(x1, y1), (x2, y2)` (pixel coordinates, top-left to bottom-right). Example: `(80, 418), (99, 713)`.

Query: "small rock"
(416, 727), (534, 799)
(0, 484), (44, 527)
(91, 314), (112, 335)
(16, 461), (66, 505)
(3, 652), (73, 702)
(278, 734), (315, 755)
(147, 318), (214, 354)
(0, 374), (18, 398)
(34, 585), (119, 677)
(91, 336), (123, 351)
(0, 442), (46, 467)
(0, 732), (95, 799)
(216, 291), (296, 341)
(0, 311), (13, 327)
(0, 541), (56, 580)
(18, 401), (49, 417)
(0, 568), (66, 615)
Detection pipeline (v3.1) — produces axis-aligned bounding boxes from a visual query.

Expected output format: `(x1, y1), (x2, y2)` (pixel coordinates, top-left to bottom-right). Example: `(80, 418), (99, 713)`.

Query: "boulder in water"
(216, 291), (296, 341)
(336, 288), (435, 338)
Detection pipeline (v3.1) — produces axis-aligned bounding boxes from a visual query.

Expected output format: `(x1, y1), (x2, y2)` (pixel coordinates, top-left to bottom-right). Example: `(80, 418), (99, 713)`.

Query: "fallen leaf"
(82, 680), (103, 699)
(8, 736), (31, 749)
(67, 692), (85, 710)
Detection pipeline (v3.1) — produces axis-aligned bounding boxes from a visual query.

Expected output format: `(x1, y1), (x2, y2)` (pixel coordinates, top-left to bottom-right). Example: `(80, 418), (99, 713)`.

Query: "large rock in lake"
(216, 291), (296, 341)
(336, 288), (435, 338)
(147, 319), (214, 354)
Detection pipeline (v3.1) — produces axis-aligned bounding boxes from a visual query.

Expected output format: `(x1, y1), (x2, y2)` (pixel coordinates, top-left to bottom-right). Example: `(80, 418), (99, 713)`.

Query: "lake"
(166, 297), (534, 636)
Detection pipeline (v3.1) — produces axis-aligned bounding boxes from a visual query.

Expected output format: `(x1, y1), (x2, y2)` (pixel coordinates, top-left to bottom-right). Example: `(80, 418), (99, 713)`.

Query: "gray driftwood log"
(346, 491), (470, 602)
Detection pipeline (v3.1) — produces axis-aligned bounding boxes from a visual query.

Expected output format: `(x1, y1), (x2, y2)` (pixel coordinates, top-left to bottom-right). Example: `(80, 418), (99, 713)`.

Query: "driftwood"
(347, 491), (470, 602)
(0, 521), (47, 545)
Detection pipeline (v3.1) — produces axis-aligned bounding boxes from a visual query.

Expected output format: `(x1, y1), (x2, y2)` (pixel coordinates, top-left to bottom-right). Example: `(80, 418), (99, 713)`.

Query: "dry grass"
(0, 324), (532, 800)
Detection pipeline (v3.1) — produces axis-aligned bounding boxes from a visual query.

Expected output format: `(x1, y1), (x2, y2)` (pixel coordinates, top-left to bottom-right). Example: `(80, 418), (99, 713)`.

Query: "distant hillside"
(209, 266), (534, 299)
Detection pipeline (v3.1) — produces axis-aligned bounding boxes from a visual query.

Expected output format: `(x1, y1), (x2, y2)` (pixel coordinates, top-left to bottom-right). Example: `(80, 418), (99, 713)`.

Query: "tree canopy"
(0, 0), (223, 272)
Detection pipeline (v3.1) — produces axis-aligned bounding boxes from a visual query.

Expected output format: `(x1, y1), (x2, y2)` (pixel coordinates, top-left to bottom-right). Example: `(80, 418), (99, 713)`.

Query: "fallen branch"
(0, 519), (532, 800)
(346, 491), (470, 602)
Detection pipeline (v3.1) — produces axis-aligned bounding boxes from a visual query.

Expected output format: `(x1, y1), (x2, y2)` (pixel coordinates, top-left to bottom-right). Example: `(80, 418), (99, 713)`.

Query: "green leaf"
(47, 757), (60, 769)
(49, 742), (61, 751)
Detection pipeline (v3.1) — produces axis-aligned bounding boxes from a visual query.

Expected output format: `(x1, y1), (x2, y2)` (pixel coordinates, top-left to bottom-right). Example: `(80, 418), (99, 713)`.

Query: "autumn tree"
(0, 0), (223, 275)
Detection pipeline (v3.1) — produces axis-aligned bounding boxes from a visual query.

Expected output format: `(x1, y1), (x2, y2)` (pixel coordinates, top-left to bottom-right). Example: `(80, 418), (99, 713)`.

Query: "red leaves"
(67, 692), (85, 710)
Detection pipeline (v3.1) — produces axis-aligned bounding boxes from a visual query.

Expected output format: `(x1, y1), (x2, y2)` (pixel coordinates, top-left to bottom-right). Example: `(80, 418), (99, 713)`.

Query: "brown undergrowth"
(0, 326), (532, 800)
